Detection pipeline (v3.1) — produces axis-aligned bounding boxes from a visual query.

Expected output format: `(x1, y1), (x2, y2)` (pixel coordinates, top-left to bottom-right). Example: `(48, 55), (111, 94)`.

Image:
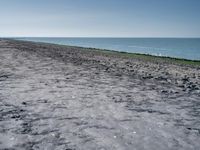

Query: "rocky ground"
(0, 39), (200, 150)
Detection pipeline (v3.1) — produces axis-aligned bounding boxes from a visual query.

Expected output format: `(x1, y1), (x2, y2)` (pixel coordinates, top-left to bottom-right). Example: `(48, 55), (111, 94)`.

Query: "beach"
(0, 39), (200, 149)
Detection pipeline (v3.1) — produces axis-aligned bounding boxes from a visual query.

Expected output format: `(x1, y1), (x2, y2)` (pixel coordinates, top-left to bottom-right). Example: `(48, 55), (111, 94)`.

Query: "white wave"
(128, 45), (169, 51)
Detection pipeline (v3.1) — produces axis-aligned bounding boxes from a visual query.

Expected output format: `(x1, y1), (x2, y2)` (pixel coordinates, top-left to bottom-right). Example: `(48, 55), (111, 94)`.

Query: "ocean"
(16, 38), (200, 60)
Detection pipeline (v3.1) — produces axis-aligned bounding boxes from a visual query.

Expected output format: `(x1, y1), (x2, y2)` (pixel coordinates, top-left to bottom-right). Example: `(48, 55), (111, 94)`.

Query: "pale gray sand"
(0, 39), (200, 150)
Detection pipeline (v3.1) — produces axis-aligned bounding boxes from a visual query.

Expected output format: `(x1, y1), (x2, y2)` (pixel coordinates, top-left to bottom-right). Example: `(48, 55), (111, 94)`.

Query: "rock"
(142, 73), (153, 79)
(161, 90), (168, 94)
(182, 75), (189, 83)
(129, 69), (134, 72)
(167, 79), (172, 83)
(0, 75), (9, 78)
(192, 73), (196, 78)
(22, 102), (27, 105)
(178, 84), (185, 88)
(155, 76), (168, 81)
(187, 84), (199, 91)
(11, 114), (21, 119)
(126, 95), (131, 98)
(105, 67), (109, 71)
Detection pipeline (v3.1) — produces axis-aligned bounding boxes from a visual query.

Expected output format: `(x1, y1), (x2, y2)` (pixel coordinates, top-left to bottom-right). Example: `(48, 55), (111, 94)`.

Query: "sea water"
(17, 38), (200, 60)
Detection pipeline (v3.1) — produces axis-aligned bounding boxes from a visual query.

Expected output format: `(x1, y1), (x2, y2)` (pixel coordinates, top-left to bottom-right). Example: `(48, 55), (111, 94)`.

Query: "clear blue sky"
(0, 0), (200, 37)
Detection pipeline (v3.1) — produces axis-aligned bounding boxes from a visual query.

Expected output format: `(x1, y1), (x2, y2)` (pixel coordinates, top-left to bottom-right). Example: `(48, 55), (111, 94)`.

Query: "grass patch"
(88, 48), (200, 66)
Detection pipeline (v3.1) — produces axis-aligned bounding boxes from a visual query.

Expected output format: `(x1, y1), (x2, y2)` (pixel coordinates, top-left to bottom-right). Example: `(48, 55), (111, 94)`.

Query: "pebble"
(22, 102), (27, 105)
(133, 131), (136, 134)
(182, 75), (189, 83)
(161, 90), (168, 94)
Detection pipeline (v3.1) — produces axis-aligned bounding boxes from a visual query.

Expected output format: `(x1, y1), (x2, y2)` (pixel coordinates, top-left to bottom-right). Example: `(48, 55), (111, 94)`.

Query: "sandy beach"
(0, 39), (200, 150)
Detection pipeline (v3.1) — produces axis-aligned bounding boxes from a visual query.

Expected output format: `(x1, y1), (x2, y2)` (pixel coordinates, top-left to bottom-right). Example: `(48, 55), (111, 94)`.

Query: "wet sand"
(0, 39), (200, 150)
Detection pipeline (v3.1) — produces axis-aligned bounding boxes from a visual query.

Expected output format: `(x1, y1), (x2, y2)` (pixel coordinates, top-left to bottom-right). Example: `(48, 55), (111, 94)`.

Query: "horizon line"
(1, 36), (200, 39)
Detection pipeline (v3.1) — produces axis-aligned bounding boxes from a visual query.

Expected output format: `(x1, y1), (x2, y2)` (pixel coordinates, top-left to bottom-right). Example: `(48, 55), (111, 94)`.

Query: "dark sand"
(0, 39), (200, 150)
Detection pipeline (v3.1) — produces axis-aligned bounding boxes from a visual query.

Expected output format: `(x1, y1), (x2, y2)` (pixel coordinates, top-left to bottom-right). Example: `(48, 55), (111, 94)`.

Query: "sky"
(0, 0), (200, 37)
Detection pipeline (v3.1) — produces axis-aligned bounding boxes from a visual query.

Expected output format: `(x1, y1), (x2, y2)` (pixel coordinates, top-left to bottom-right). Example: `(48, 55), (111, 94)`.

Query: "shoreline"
(9, 38), (200, 65)
(0, 39), (200, 149)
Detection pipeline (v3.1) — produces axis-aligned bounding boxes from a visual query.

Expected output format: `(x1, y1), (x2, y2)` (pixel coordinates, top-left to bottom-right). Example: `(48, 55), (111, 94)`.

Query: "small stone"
(133, 131), (136, 134)
(182, 75), (189, 83)
(10, 137), (15, 140)
(161, 90), (168, 93)
(178, 84), (185, 88)
(167, 79), (172, 83)
(11, 115), (20, 119)
(192, 73), (196, 78)
(22, 102), (27, 105)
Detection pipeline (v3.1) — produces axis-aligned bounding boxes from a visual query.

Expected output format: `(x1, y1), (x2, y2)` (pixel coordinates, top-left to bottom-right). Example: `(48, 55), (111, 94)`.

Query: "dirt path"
(0, 39), (200, 150)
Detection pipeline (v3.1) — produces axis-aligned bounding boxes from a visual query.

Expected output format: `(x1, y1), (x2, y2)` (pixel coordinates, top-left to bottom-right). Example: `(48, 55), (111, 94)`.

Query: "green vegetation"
(88, 48), (200, 66)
